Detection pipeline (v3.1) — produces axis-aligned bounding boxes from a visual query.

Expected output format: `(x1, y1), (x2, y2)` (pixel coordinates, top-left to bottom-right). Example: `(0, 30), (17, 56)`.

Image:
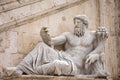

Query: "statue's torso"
(64, 31), (95, 68)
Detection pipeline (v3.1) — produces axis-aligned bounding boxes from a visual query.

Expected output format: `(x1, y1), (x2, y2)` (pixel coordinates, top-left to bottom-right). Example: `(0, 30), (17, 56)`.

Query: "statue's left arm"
(86, 27), (108, 65)
(40, 27), (67, 47)
(50, 32), (68, 46)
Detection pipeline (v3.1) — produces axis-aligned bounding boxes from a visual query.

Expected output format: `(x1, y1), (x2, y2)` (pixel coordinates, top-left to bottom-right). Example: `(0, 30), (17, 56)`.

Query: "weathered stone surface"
(5, 31), (17, 54)
(0, 0), (119, 79)
(99, 0), (120, 79)
(1, 13), (109, 80)
(0, 0), (102, 74)
(6, 0), (99, 55)
(0, 0), (89, 33)
(3, 75), (107, 80)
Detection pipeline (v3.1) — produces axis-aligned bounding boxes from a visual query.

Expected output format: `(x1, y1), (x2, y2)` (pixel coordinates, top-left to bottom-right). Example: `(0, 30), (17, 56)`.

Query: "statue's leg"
(16, 42), (59, 75)
(36, 43), (77, 75)
(36, 60), (77, 76)
(53, 60), (77, 76)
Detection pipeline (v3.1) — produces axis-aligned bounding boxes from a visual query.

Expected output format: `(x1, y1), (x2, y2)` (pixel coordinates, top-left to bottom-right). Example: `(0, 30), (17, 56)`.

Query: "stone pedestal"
(3, 75), (108, 80)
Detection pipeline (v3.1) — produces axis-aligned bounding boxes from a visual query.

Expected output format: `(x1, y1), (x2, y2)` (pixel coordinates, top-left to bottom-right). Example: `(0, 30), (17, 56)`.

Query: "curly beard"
(74, 24), (85, 37)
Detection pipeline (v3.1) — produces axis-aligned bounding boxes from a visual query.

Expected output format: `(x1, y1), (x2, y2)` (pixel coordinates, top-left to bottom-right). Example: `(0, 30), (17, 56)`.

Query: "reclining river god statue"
(3, 15), (109, 78)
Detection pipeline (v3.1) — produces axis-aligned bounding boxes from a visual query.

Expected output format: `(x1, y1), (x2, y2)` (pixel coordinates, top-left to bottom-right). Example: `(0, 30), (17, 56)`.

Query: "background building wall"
(99, 0), (120, 79)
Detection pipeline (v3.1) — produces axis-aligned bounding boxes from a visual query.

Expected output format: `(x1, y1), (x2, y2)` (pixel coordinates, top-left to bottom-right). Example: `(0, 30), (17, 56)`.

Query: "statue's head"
(73, 15), (89, 28)
(73, 15), (89, 37)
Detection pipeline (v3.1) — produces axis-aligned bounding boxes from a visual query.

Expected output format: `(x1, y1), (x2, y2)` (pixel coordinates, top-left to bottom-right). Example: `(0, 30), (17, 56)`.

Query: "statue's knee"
(53, 60), (69, 67)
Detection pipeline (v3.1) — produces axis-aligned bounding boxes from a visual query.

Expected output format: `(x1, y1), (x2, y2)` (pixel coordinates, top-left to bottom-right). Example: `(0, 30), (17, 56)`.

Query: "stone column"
(99, 0), (120, 79)
(114, 0), (120, 78)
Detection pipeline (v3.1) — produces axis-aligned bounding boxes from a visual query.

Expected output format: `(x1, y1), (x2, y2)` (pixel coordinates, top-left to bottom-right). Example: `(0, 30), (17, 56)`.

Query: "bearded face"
(74, 19), (86, 37)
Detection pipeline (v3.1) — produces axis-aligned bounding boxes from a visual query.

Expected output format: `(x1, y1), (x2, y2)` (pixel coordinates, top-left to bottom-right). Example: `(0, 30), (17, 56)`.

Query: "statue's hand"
(85, 53), (99, 65)
(96, 27), (108, 40)
(40, 27), (51, 46)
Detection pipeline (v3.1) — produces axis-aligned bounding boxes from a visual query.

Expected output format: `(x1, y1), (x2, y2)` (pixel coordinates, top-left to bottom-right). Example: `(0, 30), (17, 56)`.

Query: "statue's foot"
(2, 66), (17, 77)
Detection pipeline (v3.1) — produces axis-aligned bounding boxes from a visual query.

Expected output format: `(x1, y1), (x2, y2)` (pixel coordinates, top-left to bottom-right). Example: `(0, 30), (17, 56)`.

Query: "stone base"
(2, 75), (108, 80)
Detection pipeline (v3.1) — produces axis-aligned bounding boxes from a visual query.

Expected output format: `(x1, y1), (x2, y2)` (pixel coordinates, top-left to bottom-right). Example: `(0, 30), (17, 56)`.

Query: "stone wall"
(114, 0), (120, 78)
(99, 0), (120, 79)
(0, 0), (119, 79)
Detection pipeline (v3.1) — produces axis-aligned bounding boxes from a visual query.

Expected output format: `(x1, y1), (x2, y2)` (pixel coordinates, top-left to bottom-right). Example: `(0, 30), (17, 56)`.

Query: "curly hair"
(73, 15), (89, 28)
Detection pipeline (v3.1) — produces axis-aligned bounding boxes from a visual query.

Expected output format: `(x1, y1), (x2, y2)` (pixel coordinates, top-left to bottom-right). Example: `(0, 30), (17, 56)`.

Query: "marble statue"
(3, 15), (109, 78)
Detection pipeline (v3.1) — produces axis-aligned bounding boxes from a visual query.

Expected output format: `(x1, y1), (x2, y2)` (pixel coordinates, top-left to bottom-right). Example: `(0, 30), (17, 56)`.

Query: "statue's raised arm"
(89, 27), (108, 55)
(85, 27), (109, 77)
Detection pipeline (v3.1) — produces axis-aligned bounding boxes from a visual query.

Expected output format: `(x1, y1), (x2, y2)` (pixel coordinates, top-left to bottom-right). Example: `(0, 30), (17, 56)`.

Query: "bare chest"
(66, 33), (94, 47)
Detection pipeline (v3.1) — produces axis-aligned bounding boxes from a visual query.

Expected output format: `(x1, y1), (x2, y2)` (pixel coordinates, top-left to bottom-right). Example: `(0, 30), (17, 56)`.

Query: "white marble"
(3, 15), (109, 78)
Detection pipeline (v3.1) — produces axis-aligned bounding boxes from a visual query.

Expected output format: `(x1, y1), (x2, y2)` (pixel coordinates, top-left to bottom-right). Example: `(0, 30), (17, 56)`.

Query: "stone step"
(3, 75), (108, 80)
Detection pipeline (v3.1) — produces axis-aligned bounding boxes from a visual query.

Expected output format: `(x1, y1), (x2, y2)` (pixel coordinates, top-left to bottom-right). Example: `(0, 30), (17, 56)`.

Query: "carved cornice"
(0, 0), (89, 33)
